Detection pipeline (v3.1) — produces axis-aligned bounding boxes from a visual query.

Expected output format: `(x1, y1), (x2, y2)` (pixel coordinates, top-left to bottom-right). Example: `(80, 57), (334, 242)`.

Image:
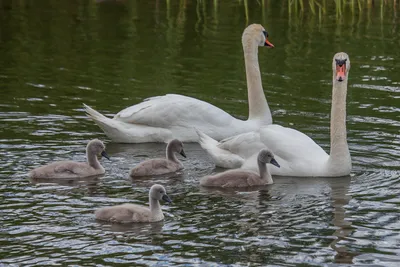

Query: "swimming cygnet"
(95, 184), (172, 223)
(130, 139), (186, 177)
(200, 149), (280, 188)
(28, 139), (110, 179)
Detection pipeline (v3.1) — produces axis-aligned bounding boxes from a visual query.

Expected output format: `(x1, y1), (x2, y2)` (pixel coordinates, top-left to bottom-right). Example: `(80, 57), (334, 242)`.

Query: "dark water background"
(0, 0), (399, 266)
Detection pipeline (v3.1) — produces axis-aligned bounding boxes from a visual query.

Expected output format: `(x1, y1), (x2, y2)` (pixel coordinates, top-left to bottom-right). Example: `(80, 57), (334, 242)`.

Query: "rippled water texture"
(0, 1), (399, 266)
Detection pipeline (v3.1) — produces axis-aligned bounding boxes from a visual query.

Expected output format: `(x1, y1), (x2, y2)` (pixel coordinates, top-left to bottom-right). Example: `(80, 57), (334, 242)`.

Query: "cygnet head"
(87, 139), (110, 160)
(258, 149), (280, 168)
(168, 139), (186, 158)
(150, 184), (172, 203)
(332, 52), (350, 83)
(242, 24), (274, 48)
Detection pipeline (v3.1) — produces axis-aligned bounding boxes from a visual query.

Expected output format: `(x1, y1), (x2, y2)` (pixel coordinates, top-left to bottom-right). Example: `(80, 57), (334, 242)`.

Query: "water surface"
(0, 1), (399, 266)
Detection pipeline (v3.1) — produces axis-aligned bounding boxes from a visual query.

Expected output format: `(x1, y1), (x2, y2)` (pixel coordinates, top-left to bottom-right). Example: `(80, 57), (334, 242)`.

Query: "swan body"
(95, 184), (172, 223)
(130, 139), (186, 177)
(28, 139), (110, 179)
(84, 23), (274, 143)
(196, 129), (263, 168)
(198, 52), (352, 177)
(200, 149), (280, 187)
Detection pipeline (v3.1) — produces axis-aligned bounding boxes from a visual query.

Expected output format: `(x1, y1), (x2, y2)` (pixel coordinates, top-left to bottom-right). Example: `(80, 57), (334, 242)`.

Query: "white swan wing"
(260, 124), (328, 161)
(114, 94), (235, 129)
(240, 125), (329, 176)
(217, 131), (264, 158)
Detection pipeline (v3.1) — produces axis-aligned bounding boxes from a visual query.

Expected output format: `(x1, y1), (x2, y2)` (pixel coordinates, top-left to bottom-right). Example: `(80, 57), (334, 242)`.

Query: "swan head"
(242, 24), (274, 48)
(87, 139), (110, 160)
(168, 139), (186, 158)
(150, 184), (172, 203)
(258, 149), (280, 168)
(333, 52), (350, 82)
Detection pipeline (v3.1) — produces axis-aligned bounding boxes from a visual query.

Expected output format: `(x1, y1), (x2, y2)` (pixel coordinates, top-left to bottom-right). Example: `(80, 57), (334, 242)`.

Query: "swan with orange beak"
(335, 58), (347, 82)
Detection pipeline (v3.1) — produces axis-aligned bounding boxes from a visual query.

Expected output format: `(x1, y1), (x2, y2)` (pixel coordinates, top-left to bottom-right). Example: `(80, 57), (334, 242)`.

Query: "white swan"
(84, 23), (274, 143)
(197, 52), (352, 177)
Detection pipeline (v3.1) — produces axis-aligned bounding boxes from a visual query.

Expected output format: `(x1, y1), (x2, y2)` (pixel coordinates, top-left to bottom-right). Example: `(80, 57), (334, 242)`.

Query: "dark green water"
(0, 0), (399, 266)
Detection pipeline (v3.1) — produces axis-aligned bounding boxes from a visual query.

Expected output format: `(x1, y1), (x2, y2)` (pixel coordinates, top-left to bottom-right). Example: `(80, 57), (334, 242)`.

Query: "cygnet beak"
(270, 158), (280, 168)
(101, 151), (110, 160)
(180, 150), (187, 158)
(162, 194), (172, 203)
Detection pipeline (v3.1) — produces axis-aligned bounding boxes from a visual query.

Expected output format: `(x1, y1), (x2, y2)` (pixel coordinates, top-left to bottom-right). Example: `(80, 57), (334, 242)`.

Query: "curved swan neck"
(166, 144), (179, 163)
(243, 39), (272, 123)
(87, 151), (102, 169)
(329, 79), (350, 160)
(149, 196), (164, 221)
(258, 160), (273, 184)
(149, 196), (161, 213)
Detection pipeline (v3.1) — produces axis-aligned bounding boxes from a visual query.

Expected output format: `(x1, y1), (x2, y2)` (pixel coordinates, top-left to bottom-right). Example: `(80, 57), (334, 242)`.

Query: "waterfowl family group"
(28, 24), (352, 224)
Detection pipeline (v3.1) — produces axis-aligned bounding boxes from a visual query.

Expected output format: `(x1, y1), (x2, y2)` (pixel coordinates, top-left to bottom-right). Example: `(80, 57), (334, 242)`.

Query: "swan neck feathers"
(166, 142), (178, 163)
(149, 196), (162, 220)
(87, 149), (101, 169)
(258, 159), (272, 183)
(330, 78), (350, 160)
(242, 33), (271, 123)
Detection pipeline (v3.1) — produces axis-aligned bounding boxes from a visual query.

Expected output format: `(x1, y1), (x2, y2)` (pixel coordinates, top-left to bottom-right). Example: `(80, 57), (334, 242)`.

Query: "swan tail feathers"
(83, 104), (122, 138)
(83, 104), (109, 122)
(195, 128), (219, 148)
(195, 128), (244, 169)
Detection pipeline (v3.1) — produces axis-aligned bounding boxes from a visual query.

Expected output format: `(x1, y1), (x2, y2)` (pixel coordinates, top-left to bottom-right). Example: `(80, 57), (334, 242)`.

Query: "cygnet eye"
(159, 190), (163, 194)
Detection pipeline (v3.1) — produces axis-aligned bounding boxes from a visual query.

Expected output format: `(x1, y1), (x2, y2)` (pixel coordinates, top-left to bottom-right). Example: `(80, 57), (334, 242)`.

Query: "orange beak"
(265, 38), (274, 48)
(336, 64), (346, 82)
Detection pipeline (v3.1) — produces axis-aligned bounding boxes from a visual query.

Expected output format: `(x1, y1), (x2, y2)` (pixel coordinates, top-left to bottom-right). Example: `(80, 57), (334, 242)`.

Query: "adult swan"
(84, 24), (274, 143)
(197, 52), (352, 177)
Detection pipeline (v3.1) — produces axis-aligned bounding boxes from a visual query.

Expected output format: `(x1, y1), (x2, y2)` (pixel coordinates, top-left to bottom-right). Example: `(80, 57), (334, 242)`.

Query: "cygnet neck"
(258, 159), (273, 184)
(242, 37), (271, 123)
(149, 195), (161, 214)
(87, 149), (102, 169)
(166, 143), (179, 163)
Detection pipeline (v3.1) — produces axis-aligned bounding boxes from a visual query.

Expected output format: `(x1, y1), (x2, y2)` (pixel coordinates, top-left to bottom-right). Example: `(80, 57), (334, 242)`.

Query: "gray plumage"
(28, 139), (110, 179)
(95, 184), (172, 223)
(130, 139), (186, 177)
(200, 149), (280, 187)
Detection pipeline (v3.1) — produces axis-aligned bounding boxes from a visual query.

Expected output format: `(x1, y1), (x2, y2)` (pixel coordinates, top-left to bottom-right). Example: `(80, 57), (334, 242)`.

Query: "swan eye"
(262, 30), (268, 38)
(160, 191), (163, 194)
(335, 59), (346, 67)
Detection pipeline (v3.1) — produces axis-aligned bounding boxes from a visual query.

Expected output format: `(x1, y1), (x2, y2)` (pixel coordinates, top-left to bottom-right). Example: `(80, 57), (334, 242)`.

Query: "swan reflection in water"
(200, 175), (355, 263)
(28, 175), (102, 196)
(96, 220), (164, 235)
